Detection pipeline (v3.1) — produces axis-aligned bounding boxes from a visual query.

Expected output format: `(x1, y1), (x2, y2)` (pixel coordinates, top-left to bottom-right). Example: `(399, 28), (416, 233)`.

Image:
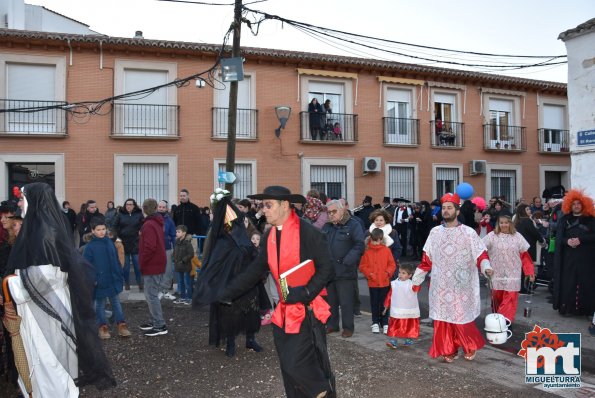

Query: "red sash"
(267, 211), (330, 333)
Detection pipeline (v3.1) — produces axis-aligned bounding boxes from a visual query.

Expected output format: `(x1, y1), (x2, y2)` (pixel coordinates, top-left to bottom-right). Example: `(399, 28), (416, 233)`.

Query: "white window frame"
(114, 60), (177, 104)
(432, 164), (463, 200)
(114, 155), (178, 206)
(0, 54), (67, 134)
(384, 162), (419, 202)
(538, 164), (571, 198)
(486, 163), (522, 203)
(539, 97), (568, 151)
(212, 71), (257, 139)
(301, 76), (353, 114)
(431, 89), (461, 123)
(0, 153), (65, 203)
(384, 85), (417, 144)
(213, 159), (257, 198)
(301, 158), (354, 206)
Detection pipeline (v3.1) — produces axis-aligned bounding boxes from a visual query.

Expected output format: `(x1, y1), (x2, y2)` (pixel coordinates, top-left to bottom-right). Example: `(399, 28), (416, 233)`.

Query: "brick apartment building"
(0, 28), (571, 209)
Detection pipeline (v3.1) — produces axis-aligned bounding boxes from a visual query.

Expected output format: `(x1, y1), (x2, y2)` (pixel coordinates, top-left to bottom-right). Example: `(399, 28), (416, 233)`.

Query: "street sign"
(217, 171), (237, 184)
(577, 129), (595, 147)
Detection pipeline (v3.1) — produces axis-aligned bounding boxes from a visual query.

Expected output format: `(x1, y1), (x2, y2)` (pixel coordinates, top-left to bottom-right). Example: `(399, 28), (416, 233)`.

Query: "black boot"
(245, 335), (263, 352)
(225, 337), (236, 357)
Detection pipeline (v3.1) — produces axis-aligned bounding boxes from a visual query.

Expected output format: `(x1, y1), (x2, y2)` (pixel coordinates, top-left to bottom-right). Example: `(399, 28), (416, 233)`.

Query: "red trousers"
(491, 290), (519, 323)
(429, 320), (485, 358)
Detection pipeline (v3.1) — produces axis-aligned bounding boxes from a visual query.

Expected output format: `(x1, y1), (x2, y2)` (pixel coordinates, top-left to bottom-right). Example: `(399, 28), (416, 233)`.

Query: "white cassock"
(7, 265), (79, 398)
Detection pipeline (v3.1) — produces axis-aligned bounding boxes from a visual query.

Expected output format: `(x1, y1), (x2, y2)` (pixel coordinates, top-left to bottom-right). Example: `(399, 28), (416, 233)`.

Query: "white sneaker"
(371, 324), (380, 334)
(383, 325), (388, 335)
(158, 292), (164, 300)
(163, 292), (176, 300)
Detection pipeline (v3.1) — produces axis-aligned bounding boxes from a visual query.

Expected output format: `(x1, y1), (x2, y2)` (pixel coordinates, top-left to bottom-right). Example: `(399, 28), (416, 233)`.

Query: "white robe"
(388, 279), (420, 319)
(482, 232), (529, 291)
(420, 224), (488, 324)
(8, 265), (79, 398)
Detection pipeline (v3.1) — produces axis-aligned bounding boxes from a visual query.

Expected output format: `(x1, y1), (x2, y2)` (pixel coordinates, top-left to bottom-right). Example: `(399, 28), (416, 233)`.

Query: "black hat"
(248, 186), (306, 203)
(363, 196), (372, 204)
(383, 196), (390, 203)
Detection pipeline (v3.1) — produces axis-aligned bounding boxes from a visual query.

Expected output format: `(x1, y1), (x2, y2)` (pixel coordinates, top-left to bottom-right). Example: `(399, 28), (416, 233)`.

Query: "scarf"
(267, 211), (330, 333)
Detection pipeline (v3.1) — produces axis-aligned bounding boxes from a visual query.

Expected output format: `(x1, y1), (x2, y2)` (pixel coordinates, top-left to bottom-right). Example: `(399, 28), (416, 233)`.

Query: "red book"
(279, 259), (314, 301)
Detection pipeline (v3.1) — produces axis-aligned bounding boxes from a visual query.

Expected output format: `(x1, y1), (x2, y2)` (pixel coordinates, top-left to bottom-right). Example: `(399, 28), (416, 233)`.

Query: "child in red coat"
(383, 263), (420, 348)
(359, 228), (396, 335)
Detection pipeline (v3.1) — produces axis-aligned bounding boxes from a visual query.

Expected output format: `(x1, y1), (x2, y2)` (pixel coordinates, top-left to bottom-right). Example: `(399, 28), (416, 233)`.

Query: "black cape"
(552, 214), (595, 315)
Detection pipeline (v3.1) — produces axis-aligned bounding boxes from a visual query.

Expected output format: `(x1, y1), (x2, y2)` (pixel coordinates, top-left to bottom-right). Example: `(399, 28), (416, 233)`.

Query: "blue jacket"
(161, 212), (176, 250)
(83, 236), (124, 299)
(322, 214), (365, 280)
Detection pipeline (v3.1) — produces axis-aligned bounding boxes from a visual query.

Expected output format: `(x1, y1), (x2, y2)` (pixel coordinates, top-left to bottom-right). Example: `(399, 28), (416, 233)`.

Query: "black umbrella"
(395, 197), (412, 203)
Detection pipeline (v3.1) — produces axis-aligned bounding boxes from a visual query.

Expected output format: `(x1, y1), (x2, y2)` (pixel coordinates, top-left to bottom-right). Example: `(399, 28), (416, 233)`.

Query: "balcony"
(112, 103), (179, 138)
(300, 111), (358, 143)
(483, 124), (526, 151)
(0, 99), (68, 136)
(383, 117), (420, 146)
(538, 129), (570, 154)
(430, 120), (464, 148)
(212, 107), (258, 140)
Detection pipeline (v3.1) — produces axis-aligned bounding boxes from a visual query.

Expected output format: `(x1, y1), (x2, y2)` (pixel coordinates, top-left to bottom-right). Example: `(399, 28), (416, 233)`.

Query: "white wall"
(563, 28), (595, 198)
(2, 0), (95, 34)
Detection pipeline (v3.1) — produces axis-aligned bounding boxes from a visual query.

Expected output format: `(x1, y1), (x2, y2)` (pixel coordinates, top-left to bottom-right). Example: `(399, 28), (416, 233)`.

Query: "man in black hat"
(220, 186), (336, 397)
(354, 195), (374, 230)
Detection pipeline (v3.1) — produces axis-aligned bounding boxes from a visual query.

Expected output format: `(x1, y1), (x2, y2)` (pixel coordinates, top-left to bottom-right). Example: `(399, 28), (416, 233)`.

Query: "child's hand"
(382, 307), (388, 316)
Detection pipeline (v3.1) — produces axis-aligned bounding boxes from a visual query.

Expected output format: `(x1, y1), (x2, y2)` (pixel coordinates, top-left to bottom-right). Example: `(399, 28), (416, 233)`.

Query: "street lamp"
(274, 106), (291, 138)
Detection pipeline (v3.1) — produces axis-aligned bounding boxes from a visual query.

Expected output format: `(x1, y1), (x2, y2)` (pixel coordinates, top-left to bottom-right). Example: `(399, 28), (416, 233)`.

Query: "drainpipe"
(99, 40), (103, 70)
(67, 38), (72, 66)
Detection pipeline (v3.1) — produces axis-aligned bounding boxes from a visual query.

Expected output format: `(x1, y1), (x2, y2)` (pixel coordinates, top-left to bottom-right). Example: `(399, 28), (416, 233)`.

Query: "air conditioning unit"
(470, 160), (487, 175)
(363, 157), (381, 173)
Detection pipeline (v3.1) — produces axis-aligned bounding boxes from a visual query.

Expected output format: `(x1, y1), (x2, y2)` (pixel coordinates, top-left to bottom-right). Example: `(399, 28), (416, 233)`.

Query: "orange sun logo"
(518, 325), (565, 369)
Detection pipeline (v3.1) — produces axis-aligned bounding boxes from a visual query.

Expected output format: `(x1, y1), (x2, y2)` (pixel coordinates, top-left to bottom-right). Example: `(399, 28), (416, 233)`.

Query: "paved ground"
(2, 259), (594, 397)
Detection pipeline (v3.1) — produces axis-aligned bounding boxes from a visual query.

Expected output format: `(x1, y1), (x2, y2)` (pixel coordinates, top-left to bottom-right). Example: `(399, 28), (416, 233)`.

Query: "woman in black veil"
(4, 182), (115, 395)
(193, 192), (263, 357)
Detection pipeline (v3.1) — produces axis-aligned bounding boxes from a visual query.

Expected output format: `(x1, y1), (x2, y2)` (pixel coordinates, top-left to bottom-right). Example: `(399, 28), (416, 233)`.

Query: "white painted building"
(559, 18), (595, 198)
(0, 0), (98, 35)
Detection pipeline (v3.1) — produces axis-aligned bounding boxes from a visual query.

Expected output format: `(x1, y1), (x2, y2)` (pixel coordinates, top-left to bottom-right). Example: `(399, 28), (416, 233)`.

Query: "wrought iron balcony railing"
(483, 124), (526, 151)
(212, 107), (258, 139)
(300, 111), (358, 143)
(430, 120), (465, 148)
(112, 103), (179, 137)
(538, 128), (570, 154)
(0, 99), (67, 135)
(382, 117), (420, 145)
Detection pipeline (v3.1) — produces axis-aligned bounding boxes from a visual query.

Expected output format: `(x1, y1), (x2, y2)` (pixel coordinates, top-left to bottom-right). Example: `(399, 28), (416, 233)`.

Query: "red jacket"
(359, 242), (396, 288)
(138, 213), (166, 275)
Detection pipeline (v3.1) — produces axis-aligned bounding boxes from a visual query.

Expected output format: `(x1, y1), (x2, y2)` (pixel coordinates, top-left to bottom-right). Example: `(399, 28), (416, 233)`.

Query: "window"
(122, 69), (168, 135)
(113, 60), (178, 137)
(0, 54), (67, 135)
(213, 75), (257, 139)
(542, 104), (566, 149)
(301, 158), (355, 205)
(216, 162), (255, 199)
(490, 169), (516, 204)
(435, 167), (459, 198)
(434, 93), (457, 126)
(387, 165), (416, 202)
(123, 163), (169, 203)
(310, 165), (347, 199)
(114, 155), (178, 206)
(385, 88), (415, 144)
(299, 73), (356, 142)
(489, 99), (513, 144)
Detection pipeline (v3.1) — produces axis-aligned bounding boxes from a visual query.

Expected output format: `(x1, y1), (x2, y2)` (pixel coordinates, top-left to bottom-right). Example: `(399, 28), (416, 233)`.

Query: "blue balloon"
(456, 182), (474, 200)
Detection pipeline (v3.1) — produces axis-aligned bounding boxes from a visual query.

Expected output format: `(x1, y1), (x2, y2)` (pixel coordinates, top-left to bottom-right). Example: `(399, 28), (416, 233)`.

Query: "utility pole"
(224, 0), (242, 194)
